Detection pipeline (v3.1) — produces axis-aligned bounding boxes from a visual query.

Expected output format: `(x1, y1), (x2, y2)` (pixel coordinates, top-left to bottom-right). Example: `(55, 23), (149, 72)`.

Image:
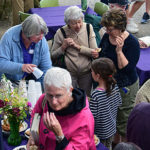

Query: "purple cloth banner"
(136, 47), (150, 86)
(29, 6), (97, 40)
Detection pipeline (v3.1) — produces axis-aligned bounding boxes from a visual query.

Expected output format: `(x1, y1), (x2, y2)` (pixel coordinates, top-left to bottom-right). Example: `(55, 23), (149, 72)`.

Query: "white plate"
(24, 128), (30, 139)
(1, 120), (28, 134)
(95, 137), (100, 146)
(94, 135), (100, 146)
(13, 145), (26, 150)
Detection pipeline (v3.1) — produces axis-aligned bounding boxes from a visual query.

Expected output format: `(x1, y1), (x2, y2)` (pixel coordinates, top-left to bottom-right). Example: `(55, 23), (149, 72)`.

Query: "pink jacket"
(31, 94), (96, 150)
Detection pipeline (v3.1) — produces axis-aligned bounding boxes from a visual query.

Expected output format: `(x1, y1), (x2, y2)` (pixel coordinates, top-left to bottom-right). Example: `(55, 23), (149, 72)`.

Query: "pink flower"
(12, 107), (20, 116)
(0, 99), (5, 108)
(27, 102), (32, 108)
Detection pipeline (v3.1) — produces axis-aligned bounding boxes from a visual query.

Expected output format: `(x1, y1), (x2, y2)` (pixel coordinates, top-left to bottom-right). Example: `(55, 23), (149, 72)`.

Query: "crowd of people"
(0, 1), (150, 150)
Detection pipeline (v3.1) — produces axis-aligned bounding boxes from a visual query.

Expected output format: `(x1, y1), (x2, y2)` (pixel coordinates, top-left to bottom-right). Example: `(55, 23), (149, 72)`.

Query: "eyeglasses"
(106, 27), (116, 33)
(46, 93), (64, 100)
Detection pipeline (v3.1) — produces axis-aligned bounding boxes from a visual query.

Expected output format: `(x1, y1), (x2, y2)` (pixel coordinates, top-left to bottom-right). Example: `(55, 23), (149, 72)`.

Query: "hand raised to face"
(43, 112), (63, 136)
(115, 35), (125, 53)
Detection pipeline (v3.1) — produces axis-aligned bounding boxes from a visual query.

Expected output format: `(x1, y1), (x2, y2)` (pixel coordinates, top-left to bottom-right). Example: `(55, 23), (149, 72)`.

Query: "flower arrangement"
(0, 74), (31, 122)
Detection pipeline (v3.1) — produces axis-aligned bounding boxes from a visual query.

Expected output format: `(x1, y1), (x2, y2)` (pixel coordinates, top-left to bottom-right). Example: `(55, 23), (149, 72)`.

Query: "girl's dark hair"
(91, 57), (116, 95)
(114, 142), (142, 150)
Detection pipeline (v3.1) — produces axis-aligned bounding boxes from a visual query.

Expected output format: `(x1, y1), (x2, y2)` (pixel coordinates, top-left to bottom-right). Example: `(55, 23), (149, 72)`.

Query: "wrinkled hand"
(116, 36), (124, 53)
(22, 64), (36, 73)
(139, 40), (148, 48)
(91, 49), (99, 58)
(61, 38), (80, 51)
(26, 135), (36, 150)
(43, 112), (63, 136)
(61, 38), (74, 51)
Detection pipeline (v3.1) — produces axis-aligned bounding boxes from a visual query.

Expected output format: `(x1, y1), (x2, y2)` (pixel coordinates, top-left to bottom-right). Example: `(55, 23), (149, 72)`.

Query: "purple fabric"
(97, 142), (109, 150)
(127, 102), (150, 150)
(3, 118), (107, 150)
(136, 47), (150, 86)
(3, 119), (30, 150)
(20, 34), (35, 79)
(29, 6), (97, 40)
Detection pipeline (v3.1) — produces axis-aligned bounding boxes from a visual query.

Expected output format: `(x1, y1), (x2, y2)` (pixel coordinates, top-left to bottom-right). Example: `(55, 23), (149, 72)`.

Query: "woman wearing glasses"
(27, 67), (96, 150)
(99, 9), (140, 144)
(0, 14), (52, 85)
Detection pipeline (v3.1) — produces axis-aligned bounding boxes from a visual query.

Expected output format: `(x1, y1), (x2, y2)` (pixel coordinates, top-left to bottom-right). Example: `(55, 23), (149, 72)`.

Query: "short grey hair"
(44, 67), (72, 92)
(64, 6), (84, 24)
(22, 14), (48, 38)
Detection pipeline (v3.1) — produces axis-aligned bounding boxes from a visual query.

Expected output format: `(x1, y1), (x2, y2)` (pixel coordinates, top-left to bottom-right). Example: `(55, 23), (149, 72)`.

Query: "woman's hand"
(139, 40), (148, 48)
(26, 135), (36, 150)
(22, 64), (37, 73)
(61, 38), (75, 51)
(43, 112), (63, 136)
(116, 36), (124, 53)
(91, 49), (99, 58)
(62, 38), (81, 51)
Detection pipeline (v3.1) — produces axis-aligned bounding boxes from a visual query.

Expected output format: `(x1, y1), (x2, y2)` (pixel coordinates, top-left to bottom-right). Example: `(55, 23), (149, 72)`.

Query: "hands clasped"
(61, 38), (80, 51)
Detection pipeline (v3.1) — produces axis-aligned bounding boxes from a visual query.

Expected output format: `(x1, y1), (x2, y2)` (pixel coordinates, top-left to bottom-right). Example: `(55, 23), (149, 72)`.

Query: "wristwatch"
(55, 135), (65, 143)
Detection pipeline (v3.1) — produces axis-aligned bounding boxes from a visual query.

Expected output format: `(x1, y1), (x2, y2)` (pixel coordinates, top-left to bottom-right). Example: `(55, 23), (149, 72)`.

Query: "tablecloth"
(3, 117), (108, 150)
(136, 47), (150, 86)
(29, 6), (97, 40)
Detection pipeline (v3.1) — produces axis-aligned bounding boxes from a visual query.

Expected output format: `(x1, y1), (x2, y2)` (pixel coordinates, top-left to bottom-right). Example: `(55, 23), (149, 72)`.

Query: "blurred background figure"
(127, 102), (150, 150)
(12, 0), (40, 25)
(135, 79), (150, 105)
(108, 0), (128, 10)
(127, 0), (150, 33)
(113, 142), (142, 150)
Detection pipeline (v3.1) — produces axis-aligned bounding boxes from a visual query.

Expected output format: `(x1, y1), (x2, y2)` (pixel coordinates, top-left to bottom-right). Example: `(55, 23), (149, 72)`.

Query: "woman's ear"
(96, 74), (100, 80)
(69, 86), (73, 93)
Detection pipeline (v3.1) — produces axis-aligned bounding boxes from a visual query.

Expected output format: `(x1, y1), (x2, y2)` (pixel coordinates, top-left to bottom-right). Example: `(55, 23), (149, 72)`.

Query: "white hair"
(22, 14), (48, 38)
(44, 67), (72, 92)
(64, 6), (84, 24)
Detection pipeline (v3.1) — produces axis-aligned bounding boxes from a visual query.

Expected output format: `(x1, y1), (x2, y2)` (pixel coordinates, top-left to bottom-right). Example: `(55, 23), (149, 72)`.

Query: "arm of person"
(63, 124), (96, 150)
(79, 24), (99, 58)
(43, 111), (96, 150)
(89, 93), (98, 121)
(27, 94), (46, 149)
(30, 94), (45, 125)
(115, 36), (129, 69)
(138, 40), (149, 48)
(51, 24), (99, 59)
(115, 35), (140, 71)
(51, 29), (67, 60)
(35, 37), (52, 84)
(0, 32), (24, 74)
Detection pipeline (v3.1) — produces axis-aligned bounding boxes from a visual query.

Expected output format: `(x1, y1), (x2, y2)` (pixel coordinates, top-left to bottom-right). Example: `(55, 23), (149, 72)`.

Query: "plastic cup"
(33, 67), (43, 79)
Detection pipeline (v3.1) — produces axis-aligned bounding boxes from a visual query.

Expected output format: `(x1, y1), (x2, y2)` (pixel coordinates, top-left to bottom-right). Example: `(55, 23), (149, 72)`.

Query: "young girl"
(90, 58), (122, 150)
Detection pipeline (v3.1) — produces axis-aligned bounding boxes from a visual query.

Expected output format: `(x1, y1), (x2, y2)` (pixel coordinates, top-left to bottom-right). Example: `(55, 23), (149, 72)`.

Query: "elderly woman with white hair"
(51, 6), (99, 97)
(27, 67), (96, 150)
(0, 14), (52, 85)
